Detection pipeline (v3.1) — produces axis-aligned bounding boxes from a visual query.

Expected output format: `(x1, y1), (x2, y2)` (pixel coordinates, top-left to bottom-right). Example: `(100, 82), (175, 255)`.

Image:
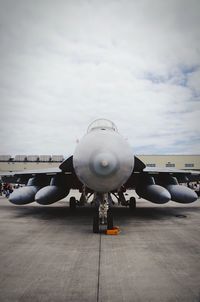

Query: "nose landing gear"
(92, 193), (114, 233)
(93, 209), (100, 233)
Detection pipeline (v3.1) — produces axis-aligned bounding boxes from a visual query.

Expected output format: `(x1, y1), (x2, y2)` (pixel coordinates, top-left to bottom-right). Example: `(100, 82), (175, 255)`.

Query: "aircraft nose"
(101, 160), (109, 167)
(90, 152), (119, 176)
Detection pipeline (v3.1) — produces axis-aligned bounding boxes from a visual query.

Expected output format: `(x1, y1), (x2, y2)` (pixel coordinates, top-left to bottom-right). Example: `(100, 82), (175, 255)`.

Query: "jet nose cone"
(101, 160), (109, 167)
(90, 152), (119, 177)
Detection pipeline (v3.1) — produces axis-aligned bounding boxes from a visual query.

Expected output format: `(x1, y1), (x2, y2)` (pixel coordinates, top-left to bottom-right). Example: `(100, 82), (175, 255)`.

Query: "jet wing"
(0, 167), (63, 184)
(143, 166), (199, 174)
(0, 167), (62, 177)
(0, 155), (82, 187)
(125, 165), (200, 189)
(143, 167), (200, 182)
(0, 156), (74, 180)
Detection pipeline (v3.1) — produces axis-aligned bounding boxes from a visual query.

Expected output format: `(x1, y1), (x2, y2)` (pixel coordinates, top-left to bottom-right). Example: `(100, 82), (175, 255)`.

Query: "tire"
(129, 197), (136, 210)
(107, 209), (114, 230)
(93, 211), (99, 233)
(79, 194), (86, 206)
(69, 196), (77, 210)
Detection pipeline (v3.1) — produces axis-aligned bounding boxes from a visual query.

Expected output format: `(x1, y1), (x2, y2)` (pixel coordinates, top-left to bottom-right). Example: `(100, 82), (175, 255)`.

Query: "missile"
(35, 186), (69, 205)
(9, 178), (40, 205)
(136, 175), (171, 204)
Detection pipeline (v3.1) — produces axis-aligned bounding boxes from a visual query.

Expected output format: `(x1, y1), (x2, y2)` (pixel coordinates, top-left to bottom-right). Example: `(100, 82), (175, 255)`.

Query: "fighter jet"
(1, 119), (199, 233)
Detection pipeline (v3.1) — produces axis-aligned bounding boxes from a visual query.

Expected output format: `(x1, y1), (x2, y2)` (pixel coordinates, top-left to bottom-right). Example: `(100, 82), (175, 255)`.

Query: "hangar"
(0, 154), (199, 172)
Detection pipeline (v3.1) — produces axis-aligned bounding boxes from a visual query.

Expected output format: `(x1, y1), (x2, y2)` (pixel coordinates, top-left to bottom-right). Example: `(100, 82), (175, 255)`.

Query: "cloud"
(0, 0), (200, 156)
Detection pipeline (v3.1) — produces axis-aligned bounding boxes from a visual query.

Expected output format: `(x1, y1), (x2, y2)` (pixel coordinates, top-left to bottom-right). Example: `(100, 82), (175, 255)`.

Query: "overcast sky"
(0, 0), (200, 157)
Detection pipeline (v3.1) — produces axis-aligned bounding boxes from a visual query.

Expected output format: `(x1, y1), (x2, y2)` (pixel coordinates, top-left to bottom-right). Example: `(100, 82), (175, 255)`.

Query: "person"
(2, 183), (7, 196)
(3, 183), (13, 198)
(7, 183), (13, 198)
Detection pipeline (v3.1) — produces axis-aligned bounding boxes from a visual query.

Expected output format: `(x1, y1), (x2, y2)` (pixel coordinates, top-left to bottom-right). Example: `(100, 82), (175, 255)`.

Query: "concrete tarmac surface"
(0, 193), (200, 302)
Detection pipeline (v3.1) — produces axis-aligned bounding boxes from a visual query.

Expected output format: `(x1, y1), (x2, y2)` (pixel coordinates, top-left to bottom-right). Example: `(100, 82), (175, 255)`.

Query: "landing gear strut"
(92, 193), (114, 233)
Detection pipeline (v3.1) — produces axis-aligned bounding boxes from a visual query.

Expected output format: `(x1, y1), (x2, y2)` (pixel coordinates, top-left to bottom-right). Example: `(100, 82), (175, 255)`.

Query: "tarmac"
(0, 191), (200, 302)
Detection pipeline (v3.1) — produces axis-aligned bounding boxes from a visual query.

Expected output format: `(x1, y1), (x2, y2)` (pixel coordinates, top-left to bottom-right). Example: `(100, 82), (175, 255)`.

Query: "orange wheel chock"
(105, 226), (120, 235)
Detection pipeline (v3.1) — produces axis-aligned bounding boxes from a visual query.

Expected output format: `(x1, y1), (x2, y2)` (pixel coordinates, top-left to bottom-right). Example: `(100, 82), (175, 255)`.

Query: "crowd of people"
(0, 182), (22, 198)
(187, 181), (200, 197)
(0, 182), (14, 198)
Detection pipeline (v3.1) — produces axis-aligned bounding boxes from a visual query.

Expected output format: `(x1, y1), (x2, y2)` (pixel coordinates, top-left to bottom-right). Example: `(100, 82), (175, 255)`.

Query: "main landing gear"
(69, 186), (90, 210)
(69, 196), (77, 210)
(129, 196), (136, 210)
(118, 191), (136, 210)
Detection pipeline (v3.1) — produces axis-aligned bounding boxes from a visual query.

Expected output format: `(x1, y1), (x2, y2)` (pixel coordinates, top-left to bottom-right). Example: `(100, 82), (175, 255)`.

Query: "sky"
(0, 0), (200, 157)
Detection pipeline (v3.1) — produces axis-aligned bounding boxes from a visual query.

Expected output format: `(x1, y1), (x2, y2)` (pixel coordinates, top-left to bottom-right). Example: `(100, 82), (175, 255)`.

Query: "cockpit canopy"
(87, 119), (118, 133)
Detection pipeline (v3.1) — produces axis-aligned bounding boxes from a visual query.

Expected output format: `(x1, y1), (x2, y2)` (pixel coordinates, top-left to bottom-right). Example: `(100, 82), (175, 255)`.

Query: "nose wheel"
(92, 193), (114, 233)
(93, 209), (100, 233)
(129, 196), (136, 209)
(92, 209), (114, 233)
(107, 209), (113, 229)
(69, 196), (77, 210)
